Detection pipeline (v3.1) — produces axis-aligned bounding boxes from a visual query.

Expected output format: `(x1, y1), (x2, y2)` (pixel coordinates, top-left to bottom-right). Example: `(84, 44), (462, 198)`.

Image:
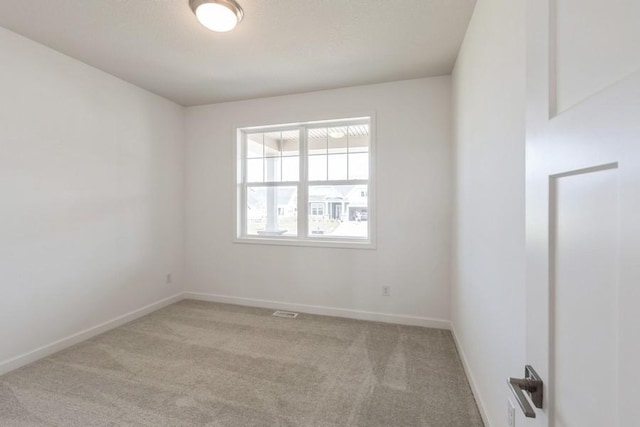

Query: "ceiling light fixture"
(189, 0), (244, 33)
(329, 130), (346, 139)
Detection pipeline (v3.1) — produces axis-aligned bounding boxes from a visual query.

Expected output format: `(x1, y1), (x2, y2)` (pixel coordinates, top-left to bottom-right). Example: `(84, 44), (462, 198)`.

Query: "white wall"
(451, 0), (526, 425)
(185, 78), (452, 326)
(0, 27), (185, 369)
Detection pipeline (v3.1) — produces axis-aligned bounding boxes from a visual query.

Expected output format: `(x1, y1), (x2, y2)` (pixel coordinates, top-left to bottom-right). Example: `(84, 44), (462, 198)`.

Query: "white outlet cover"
(508, 399), (516, 427)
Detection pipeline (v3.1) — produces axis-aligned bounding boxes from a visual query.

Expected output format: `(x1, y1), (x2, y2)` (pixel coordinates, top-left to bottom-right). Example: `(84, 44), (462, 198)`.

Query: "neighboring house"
(249, 185), (368, 222)
(279, 189), (298, 216)
(345, 186), (368, 220)
(247, 187), (297, 221)
(308, 185), (368, 221)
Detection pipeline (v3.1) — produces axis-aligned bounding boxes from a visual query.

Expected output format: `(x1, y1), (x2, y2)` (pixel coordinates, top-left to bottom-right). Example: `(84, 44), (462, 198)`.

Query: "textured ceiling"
(0, 0), (476, 106)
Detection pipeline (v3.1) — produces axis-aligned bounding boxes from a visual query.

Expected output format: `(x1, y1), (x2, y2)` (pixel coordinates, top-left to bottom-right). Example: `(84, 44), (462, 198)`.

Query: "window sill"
(233, 236), (376, 250)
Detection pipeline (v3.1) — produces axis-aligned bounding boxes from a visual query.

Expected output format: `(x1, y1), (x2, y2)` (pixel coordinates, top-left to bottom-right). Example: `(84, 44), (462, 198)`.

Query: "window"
(310, 203), (325, 216)
(236, 117), (373, 247)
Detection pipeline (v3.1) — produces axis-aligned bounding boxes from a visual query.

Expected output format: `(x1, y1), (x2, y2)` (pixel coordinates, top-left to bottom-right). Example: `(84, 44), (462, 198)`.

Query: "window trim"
(233, 115), (376, 249)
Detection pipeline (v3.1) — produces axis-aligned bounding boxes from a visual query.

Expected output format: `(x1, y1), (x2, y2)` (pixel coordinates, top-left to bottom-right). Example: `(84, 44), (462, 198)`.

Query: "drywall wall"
(451, 0), (526, 425)
(0, 27), (185, 368)
(185, 78), (452, 326)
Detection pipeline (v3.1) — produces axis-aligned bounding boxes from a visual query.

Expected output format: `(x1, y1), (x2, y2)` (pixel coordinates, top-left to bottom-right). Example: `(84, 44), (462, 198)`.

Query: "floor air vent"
(273, 310), (299, 319)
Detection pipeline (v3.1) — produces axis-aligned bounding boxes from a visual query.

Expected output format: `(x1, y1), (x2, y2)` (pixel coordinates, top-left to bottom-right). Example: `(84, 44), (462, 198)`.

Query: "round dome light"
(189, 0), (244, 33)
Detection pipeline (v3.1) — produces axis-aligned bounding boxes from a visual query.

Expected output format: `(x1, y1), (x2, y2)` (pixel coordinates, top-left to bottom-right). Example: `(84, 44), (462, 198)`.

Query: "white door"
(523, 0), (640, 426)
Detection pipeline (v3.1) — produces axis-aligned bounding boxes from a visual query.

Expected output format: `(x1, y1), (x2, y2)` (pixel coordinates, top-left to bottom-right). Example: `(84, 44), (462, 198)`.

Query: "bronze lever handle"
(507, 365), (543, 418)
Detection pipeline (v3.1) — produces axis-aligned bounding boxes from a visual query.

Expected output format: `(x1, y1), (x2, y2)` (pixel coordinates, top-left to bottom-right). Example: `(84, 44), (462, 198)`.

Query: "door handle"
(507, 365), (543, 418)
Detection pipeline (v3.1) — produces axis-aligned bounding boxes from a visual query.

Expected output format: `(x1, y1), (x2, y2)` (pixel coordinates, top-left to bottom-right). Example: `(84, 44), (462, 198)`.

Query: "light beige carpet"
(0, 300), (483, 427)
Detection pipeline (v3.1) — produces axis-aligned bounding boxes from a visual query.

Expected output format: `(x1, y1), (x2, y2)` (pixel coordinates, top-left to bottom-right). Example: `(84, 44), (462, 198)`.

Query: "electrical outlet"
(382, 286), (391, 296)
(508, 399), (515, 427)
(166, 273), (172, 284)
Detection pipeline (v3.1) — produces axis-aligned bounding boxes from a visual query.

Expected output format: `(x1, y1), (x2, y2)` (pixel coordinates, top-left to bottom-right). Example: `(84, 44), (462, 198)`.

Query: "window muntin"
(305, 124), (370, 182)
(246, 131), (300, 183)
(237, 117), (372, 246)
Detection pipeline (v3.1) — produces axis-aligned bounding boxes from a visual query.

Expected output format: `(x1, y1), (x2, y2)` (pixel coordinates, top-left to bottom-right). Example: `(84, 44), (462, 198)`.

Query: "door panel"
(551, 165), (619, 427)
(555, 0), (640, 113)
(526, 0), (640, 426)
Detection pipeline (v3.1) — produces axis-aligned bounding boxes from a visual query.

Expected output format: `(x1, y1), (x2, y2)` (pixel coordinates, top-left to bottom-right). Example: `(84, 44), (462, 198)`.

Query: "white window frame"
(234, 116), (376, 249)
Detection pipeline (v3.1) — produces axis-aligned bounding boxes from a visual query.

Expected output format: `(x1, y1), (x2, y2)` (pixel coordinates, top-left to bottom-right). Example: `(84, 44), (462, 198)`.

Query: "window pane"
(348, 124), (369, 153)
(308, 185), (368, 238)
(246, 186), (297, 236)
(246, 133), (264, 158)
(308, 155), (327, 181)
(282, 156), (299, 181)
(281, 130), (300, 156)
(264, 157), (281, 182)
(328, 126), (348, 154)
(348, 153), (369, 179)
(239, 118), (372, 244)
(328, 154), (347, 180)
(247, 158), (264, 182)
(308, 129), (327, 155)
(264, 131), (282, 157)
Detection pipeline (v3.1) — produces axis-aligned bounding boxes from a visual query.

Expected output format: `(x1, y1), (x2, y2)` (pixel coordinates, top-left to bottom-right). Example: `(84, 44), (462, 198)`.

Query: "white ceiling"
(0, 0), (476, 106)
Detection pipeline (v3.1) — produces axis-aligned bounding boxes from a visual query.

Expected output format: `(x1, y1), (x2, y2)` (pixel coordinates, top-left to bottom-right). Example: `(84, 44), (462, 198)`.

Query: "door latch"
(507, 365), (543, 418)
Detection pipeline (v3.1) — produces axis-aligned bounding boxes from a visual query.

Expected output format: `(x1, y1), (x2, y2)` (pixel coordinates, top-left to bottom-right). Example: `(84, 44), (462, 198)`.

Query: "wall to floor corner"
(451, 0), (527, 425)
(184, 78), (453, 324)
(0, 27), (186, 368)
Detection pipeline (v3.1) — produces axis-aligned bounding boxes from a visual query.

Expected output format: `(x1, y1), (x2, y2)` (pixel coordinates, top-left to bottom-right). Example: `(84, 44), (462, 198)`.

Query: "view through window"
(237, 117), (372, 245)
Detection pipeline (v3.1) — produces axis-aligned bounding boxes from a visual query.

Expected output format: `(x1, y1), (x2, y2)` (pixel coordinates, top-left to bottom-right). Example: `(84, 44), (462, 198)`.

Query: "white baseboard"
(0, 291), (451, 377)
(0, 293), (183, 376)
(451, 324), (491, 427)
(184, 292), (451, 330)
